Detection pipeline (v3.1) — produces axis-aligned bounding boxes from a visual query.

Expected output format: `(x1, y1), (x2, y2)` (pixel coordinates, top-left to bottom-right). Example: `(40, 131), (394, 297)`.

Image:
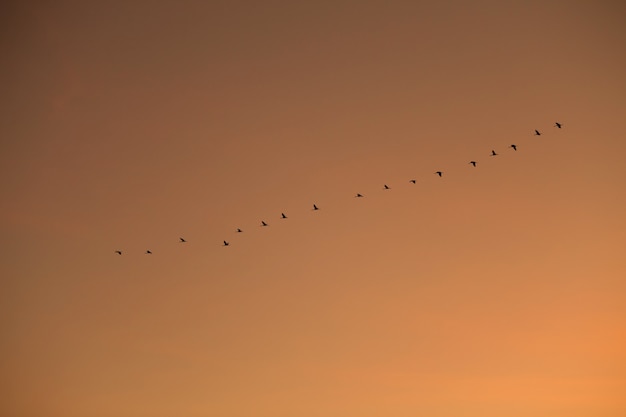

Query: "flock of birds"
(115, 122), (564, 255)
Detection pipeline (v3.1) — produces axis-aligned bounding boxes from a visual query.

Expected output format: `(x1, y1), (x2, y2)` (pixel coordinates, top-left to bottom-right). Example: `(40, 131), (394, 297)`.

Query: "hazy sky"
(1, 1), (625, 416)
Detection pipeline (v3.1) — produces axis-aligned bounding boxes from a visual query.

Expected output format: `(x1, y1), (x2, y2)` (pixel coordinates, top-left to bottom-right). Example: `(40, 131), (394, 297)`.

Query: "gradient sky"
(1, 1), (626, 416)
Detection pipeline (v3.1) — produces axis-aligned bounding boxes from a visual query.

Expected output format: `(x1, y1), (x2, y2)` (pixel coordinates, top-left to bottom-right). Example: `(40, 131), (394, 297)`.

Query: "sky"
(1, 1), (625, 416)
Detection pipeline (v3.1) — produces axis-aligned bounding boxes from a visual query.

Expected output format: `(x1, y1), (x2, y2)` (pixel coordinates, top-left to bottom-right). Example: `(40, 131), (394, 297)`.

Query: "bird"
(355, 193), (364, 197)
(261, 221), (268, 226)
(281, 213), (287, 219)
(469, 161), (477, 167)
(115, 250), (122, 255)
(435, 171), (443, 177)
(491, 150), (498, 156)
(384, 184), (390, 190)
(179, 237), (186, 243)
(313, 204), (319, 210)
(534, 129), (541, 136)
(555, 122), (562, 128)
(510, 144), (517, 151)
(223, 241), (229, 246)
(410, 179), (416, 184)
(236, 228), (243, 233)
(146, 250), (152, 254)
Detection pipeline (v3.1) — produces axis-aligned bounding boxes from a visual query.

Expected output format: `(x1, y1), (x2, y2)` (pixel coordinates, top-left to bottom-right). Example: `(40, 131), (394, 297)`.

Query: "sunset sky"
(1, 1), (625, 416)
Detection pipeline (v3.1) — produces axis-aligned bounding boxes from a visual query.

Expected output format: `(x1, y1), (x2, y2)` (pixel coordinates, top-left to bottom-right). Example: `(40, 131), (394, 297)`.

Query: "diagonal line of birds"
(114, 122), (563, 255)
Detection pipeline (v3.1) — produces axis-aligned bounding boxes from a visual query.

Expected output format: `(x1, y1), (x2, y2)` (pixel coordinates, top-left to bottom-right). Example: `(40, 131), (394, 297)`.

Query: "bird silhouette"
(179, 237), (186, 243)
(115, 250), (122, 255)
(313, 204), (319, 210)
(384, 184), (390, 190)
(261, 221), (268, 226)
(281, 213), (287, 219)
(555, 122), (562, 128)
(410, 179), (416, 184)
(355, 193), (364, 198)
(146, 250), (152, 254)
(435, 171), (443, 177)
(236, 228), (243, 233)
(469, 161), (477, 167)
(535, 129), (541, 136)
(223, 241), (229, 246)
(491, 150), (498, 156)
(510, 144), (517, 151)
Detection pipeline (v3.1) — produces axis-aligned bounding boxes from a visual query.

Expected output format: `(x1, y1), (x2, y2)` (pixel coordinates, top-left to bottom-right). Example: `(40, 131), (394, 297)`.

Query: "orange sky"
(1, 1), (625, 416)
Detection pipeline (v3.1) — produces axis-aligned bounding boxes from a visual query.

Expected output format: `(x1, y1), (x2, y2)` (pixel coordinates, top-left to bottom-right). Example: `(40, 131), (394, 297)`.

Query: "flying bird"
(146, 250), (152, 254)
(179, 237), (186, 243)
(115, 250), (122, 255)
(355, 193), (364, 198)
(535, 129), (541, 136)
(469, 161), (477, 167)
(510, 144), (517, 151)
(555, 122), (562, 128)
(223, 241), (229, 246)
(491, 150), (498, 156)
(236, 228), (243, 233)
(410, 179), (416, 184)
(384, 184), (390, 190)
(261, 221), (268, 226)
(281, 213), (287, 219)
(435, 171), (443, 177)
(313, 204), (319, 210)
